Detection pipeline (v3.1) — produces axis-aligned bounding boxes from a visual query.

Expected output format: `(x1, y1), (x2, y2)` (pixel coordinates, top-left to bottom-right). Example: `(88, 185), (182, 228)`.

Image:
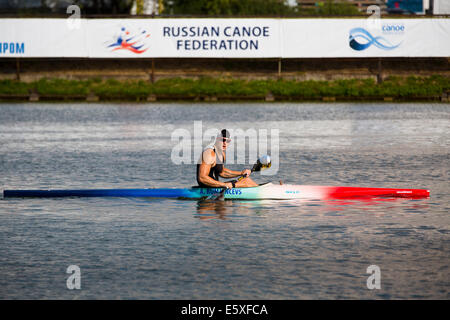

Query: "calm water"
(0, 102), (449, 299)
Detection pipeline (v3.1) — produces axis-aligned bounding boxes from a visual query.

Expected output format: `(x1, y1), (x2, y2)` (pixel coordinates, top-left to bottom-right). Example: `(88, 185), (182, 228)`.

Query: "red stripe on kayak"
(327, 187), (430, 199)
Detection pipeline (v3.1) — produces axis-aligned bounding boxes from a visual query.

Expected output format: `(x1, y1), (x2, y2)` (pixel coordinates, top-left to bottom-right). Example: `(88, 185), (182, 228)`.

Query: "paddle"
(238, 155), (272, 181)
(206, 155), (272, 200)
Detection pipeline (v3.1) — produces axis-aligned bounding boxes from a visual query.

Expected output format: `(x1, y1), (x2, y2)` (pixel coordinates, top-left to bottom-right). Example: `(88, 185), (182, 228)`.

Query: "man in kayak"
(197, 129), (258, 189)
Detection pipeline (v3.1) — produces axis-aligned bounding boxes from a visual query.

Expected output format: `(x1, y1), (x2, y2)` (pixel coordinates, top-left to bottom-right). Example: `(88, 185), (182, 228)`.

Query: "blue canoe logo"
(349, 28), (401, 51)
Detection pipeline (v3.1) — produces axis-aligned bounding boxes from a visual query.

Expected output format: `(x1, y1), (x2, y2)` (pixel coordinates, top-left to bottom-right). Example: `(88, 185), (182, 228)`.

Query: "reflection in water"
(195, 199), (230, 220)
(320, 198), (430, 215)
(193, 197), (431, 221)
(195, 198), (291, 220)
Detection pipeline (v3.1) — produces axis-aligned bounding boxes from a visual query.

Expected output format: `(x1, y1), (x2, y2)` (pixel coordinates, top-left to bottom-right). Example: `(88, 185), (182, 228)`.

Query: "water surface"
(0, 102), (449, 299)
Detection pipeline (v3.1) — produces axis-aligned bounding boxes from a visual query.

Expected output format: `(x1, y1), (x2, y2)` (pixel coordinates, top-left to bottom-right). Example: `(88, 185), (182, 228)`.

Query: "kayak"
(3, 183), (430, 200)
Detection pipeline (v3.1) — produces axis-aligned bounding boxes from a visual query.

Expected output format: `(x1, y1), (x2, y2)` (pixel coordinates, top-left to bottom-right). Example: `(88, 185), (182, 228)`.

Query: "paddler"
(197, 129), (258, 189)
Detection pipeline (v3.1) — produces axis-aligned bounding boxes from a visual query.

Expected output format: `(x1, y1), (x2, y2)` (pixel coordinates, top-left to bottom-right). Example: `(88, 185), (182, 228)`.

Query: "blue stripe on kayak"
(2, 188), (233, 198)
(3, 189), (191, 198)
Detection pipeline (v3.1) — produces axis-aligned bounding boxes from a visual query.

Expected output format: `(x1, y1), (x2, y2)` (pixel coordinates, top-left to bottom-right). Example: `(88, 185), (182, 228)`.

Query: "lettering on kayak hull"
(199, 188), (243, 195)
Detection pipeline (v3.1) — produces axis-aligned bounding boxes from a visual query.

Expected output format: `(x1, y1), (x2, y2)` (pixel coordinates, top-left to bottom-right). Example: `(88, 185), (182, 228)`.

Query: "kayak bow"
(3, 183), (430, 200)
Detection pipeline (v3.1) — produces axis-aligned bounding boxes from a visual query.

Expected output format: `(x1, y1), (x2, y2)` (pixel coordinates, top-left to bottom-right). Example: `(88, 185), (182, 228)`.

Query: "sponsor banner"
(282, 18), (450, 57)
(87, 19), (280, 58)
(0, 18), (449, 58)
(0, 19), (88, 57)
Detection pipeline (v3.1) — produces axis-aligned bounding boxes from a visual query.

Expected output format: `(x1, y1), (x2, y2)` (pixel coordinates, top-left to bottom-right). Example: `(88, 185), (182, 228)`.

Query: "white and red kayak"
(3, 182), (430, 200)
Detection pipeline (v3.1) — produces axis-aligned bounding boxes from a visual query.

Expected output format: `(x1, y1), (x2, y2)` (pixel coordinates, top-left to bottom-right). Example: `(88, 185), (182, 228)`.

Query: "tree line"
(0, 0), (361, 16)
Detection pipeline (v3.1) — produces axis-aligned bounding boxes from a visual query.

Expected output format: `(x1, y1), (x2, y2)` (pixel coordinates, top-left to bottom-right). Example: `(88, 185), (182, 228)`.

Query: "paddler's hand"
(224, 182), (233, 189)
(241, 169), (251, 178)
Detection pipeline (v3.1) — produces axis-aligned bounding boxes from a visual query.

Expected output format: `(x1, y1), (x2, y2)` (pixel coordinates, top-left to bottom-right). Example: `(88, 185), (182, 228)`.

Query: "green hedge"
(0, 76), (449, 100)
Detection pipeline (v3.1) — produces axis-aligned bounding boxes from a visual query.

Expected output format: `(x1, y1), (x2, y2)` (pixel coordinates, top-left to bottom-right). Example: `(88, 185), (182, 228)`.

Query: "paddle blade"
(252, 155), (272, 172)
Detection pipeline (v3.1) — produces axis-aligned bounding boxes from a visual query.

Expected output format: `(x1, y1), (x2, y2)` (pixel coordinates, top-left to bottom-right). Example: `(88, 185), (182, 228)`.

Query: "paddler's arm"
(198, 164), (232, 188)
(220, 167), (251, 179)
(198, 150), (232, 188)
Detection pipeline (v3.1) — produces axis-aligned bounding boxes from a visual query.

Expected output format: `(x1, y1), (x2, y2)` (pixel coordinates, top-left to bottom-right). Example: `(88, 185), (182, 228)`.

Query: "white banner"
(87, 18), (280, 58)
(0, 18), (449, 58)
(282, 18), (450, 57)
(0, 19), (88, 57)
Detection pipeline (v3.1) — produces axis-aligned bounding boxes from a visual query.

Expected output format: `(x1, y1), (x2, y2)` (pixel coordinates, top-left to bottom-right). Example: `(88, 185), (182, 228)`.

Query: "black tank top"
(196, 146), (224, 186)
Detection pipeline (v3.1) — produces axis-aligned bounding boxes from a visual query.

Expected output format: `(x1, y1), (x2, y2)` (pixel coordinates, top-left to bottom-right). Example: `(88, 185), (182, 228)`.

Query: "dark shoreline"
(0, 94), (447, 103)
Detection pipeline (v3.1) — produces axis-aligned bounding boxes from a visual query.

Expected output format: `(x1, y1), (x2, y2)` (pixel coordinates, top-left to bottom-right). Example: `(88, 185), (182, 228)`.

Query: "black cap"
(218, 129), (231, 140)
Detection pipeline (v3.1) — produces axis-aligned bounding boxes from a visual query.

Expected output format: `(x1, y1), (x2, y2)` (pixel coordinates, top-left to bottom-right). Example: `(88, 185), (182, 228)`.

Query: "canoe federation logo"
(349, 24), (404, 51)
(106, 26), (150, 54)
